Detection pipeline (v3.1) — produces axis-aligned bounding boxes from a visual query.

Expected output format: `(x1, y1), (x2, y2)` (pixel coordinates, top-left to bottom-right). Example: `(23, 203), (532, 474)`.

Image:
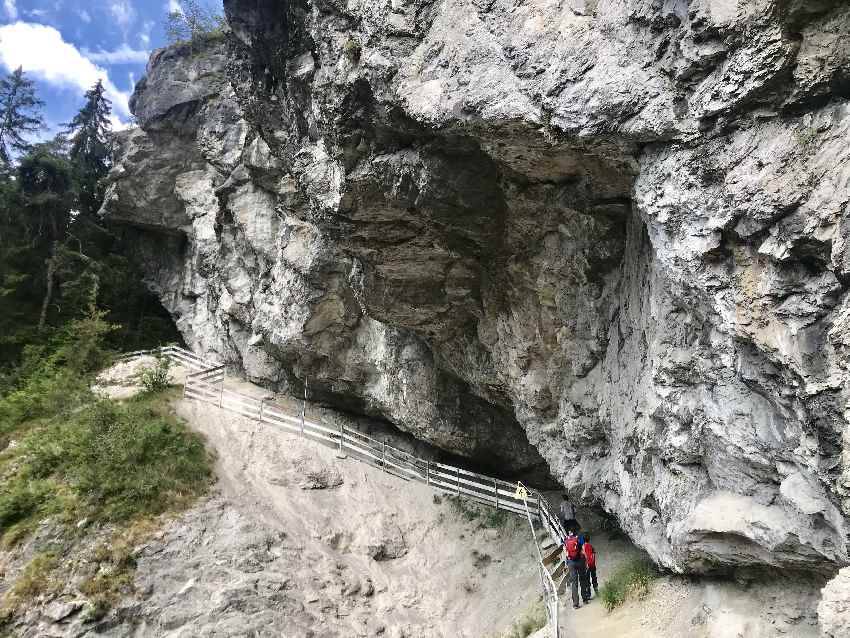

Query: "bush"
(0, 389), (211, 548)
(504, 598), (547, 638)
(599, 558), (659, 611)
(135, 354), (172, 394)
(24, 393), (211, 521)
(483, 507), (511, 530)
(343, 37), (361, 61)
(0, 307), (113, 441)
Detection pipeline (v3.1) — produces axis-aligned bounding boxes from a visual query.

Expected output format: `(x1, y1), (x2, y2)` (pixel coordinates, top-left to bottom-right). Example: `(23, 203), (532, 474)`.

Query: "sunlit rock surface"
(103, 1), (850, 575)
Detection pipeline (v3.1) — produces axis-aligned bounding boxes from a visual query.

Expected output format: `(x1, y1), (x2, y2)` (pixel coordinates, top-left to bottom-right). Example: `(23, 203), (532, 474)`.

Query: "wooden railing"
(126, 346), (566, 635)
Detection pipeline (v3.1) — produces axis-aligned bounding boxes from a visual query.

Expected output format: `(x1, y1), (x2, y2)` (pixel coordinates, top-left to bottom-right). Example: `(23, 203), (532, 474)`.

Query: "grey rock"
(819, 568), (850, 638)
(43, 600), (84, 623)
(101, 0), (850, 577)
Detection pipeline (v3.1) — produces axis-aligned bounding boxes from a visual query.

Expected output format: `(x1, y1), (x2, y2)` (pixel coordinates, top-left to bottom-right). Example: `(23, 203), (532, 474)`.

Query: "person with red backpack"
(582, 533), (598, 598)
(563, 530), (589, 609)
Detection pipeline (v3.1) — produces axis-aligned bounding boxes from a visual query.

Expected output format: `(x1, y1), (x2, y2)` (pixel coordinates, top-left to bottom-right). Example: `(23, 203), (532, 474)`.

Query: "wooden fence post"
(456, 466), (460, 496)
(426, 461), (430, 485)
(258, 398), (265, 422)
(494, 478), (499, 509)
(218, 372), (224, 408)
(300, 377), (307, 438)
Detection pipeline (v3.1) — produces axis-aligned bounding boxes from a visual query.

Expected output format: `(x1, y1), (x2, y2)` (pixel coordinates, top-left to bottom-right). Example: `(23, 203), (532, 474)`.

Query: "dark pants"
(588, 566), (598, 594)
(563, 518), (580, 534)
(567, 558), (590, 607)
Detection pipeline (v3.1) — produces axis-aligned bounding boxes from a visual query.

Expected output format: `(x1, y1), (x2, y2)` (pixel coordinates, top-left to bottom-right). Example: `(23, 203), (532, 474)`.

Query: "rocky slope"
(102, 0), (850, 580)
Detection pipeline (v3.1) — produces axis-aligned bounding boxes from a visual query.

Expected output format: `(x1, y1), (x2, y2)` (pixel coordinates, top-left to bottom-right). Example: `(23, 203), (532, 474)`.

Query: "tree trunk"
(38, 241), (58, 330)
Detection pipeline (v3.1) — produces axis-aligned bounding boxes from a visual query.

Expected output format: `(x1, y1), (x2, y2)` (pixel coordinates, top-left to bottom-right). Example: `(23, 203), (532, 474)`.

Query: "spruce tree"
(0, 67), (44, 171)
(65, 80), (112, 218)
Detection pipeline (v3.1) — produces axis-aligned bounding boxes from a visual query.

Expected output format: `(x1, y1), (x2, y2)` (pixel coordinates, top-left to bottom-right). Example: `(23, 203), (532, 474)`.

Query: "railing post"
(338, 422), (344, 453)
(456, 466), (460, 496)
(218, 371), (224, 408)
(381, 440), (386, 467)
(494, 478), (498, 509)
(259, 398), (265, 422)
(300, 377), (307, 438)
(426, 461), (430, 485)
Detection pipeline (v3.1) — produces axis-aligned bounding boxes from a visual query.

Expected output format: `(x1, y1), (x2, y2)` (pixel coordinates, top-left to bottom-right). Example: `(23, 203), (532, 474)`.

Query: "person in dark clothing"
(564, 530), (587, 609)
(575, 532), (591, 603)
(559, 494), (580, 534)
(583, 533), (599, 597)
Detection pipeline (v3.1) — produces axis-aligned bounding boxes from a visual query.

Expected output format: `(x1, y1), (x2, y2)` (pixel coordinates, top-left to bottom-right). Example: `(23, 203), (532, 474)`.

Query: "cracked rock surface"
(103, 1), (850, 576)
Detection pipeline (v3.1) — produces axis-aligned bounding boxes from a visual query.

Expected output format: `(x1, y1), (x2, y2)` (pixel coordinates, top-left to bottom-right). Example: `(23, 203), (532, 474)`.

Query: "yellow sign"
(514, 483), (528, 500)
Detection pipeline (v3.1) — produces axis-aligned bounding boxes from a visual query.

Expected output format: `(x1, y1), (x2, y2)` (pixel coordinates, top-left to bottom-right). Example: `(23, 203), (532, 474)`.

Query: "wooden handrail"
(136, 346), (565, 636)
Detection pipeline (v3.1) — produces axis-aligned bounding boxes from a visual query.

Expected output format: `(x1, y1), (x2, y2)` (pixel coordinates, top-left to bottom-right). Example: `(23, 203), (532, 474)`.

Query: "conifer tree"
(65, 79), (112, 217)
(0, 67), (44, 171)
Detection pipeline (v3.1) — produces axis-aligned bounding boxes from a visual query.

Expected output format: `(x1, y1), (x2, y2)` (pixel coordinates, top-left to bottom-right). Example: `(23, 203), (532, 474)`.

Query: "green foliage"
(503, 598), (547, 638)
(165, 0), (226, 46)
(598, 558), (659, 611)
(0, 302), (210, 547)
(448, 494), (481, 522)
(64, 79), (113, 217)
(796, 126), (818, 147)
(0, 306), (113, 440)
(79, 520), (156, 618)
(0, 73), (181, 384)
(13, 391), (210, 525)
(135, 354), (172, 394)
(446, 495), (513, 531)
(482, 508), (510, 530)
(0, 67), (44, 171)
(343, 37), (362, 61)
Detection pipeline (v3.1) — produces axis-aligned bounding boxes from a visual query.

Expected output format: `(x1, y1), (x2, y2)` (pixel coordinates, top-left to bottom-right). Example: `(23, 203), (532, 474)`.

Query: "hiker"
(560, 494), (580, 534)
(583, 533), (599, 598)
(564, 529), (587, 609)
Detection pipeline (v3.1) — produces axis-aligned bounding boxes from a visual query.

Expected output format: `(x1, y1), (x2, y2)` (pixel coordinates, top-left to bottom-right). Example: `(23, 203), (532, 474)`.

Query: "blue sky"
(0, 0), (223, 135)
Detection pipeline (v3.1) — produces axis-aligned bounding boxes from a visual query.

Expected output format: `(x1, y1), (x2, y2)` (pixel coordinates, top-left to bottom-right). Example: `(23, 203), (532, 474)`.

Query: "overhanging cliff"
(102, 0), (850, 576)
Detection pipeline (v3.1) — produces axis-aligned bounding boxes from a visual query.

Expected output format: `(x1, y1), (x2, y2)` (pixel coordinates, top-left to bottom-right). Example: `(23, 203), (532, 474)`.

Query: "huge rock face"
(103, 1), (850, 576)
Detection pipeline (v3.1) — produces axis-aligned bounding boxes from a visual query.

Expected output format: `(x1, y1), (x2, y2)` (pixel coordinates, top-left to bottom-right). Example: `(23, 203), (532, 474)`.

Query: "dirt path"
(126, 384), (545, 637)
(95, 360), (825, 638)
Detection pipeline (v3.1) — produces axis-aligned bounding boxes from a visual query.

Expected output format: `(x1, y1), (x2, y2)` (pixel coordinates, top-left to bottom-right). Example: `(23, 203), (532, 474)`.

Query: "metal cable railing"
(124, 346), (567, 634)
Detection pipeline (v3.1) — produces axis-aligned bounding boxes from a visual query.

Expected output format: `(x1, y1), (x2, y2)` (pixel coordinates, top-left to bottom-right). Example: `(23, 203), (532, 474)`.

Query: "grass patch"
(482, 507), (511, 530)
(446, 495), (512, 530)
(503, 598), (547, 638)
(599, 558), (659, 611)
(78, 519), (159, 621)
(0, 388), (211, 543)
(0, 551), (62, 620)
(447, 495), (481, 523)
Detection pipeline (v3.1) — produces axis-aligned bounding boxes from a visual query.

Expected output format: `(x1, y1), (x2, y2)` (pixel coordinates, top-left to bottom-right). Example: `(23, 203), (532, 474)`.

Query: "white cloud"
(139, 19), (153, 46)
(78, 9), (91, 23)
(167, 0), (182, 14)
(3, 0), (16, 20)
(0, 22), (132, 120)
(83, 43), (150, 64)
(110, 0), (136, 28)
(109, 114), (133, 131)
(26, 8), (47, 18)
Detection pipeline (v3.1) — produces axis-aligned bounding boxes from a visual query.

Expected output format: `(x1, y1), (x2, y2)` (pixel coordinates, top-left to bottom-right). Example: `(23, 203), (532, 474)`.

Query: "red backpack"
(564, 536), (581, 561)
(584, 542), (596, 569)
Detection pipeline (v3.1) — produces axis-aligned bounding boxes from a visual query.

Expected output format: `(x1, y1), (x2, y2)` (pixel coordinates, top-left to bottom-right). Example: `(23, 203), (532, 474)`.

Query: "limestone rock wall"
(103, 0), (850, 576)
